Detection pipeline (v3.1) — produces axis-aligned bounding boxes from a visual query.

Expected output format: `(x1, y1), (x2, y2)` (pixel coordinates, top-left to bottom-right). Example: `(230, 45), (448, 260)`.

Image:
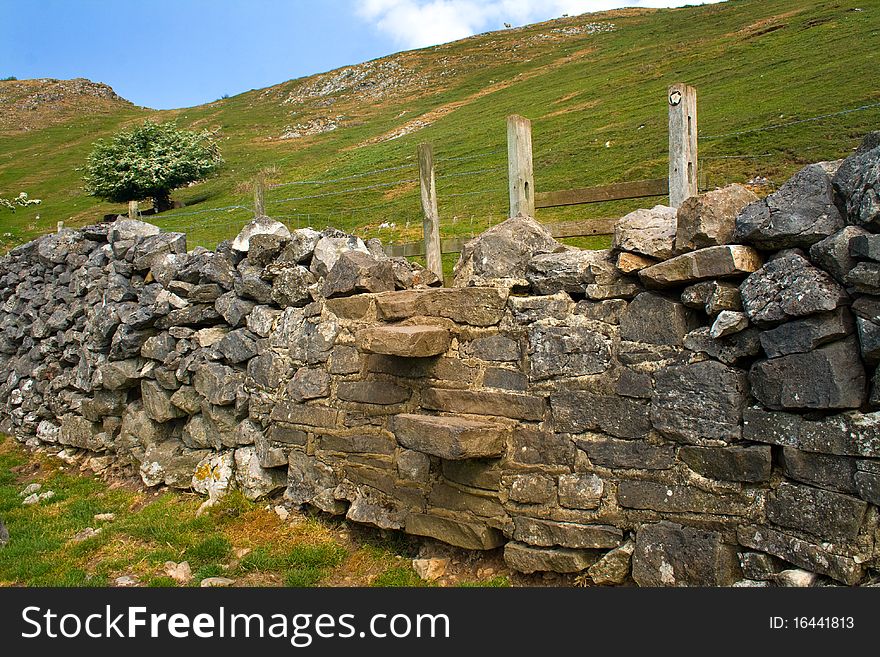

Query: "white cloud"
(355, 0), (725, 49)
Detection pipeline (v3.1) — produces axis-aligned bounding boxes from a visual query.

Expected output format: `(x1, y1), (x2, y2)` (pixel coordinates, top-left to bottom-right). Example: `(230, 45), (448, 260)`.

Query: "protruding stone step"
(638, 245), (762, 289)
(392, 413), (507, 459)
(357, 325), (451, 358)
(405, 512), (505, 550)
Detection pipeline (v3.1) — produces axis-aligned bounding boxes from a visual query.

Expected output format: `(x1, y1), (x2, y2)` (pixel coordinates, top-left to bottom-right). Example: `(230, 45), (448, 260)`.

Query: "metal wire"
(267, 178), (418, 204)
(699, 101), (880, 140)
(268, 161), (416, 188)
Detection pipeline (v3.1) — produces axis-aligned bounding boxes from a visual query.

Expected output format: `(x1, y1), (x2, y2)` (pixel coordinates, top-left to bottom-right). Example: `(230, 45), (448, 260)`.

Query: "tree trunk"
(153, 191), (172, 213)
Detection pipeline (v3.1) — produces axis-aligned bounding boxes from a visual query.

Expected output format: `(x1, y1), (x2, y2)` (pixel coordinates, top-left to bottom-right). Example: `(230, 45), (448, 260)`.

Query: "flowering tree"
(83, 121), (223, 212)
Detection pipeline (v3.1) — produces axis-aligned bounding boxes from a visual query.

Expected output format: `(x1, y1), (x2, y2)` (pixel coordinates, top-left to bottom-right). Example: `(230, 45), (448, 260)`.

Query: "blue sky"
(0, 1), (723, 109)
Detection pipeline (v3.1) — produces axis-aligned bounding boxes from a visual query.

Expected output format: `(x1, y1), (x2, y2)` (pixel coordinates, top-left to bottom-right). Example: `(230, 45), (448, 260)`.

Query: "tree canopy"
(83, 120), (223, 212)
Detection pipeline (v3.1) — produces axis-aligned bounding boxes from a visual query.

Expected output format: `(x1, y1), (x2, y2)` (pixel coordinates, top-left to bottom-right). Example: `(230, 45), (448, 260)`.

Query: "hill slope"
(1, 0), (879, 253)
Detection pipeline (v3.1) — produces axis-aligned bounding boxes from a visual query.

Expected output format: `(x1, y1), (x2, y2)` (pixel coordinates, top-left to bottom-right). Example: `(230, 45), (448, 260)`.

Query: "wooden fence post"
(418, 143), (443, 280)
(128, 200), (138, 219)
(254, 173), (266, 217)
(668, 82), (698, 208)
(507, 115), (535, 218)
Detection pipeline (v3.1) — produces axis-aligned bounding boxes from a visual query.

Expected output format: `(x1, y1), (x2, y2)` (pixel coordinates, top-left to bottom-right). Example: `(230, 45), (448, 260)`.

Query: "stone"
(405, 513), (505, 550)
(651, 360), (749, 444)
(632, 522), (740, 587)
(710, 310), (748, 338)
(392, 413), (507, 460)
(683, 327), (762, 365)
(279, 228), (322, 264)
(397, 449), (431, 482)
(759, 308), (852, 357)
(511, 517), (623, 549)
(675, 184), (759, 251)
(357, 325), (451, 358)
(854, 468), (880, 505)
(319, 433), (394, 455)
(616, 252), (656, 274)
(638, 245), (762, 289)
(766, 481), (867, 543)
(441, 459), (502, 490)
(809, 226), (870, 284)
(507, 474), (556, 504)
(849, 233), (880, 262)
(139, 439), (210, 489)
(309, 235), (370, 278)
(131, 232), (187, 271)
(215, 292), (255, 328)
(846, 262), (880, 294)
(780, 447), (858, 495)
(0, 519), (9, 548)
(271, 265), (315, 308)
(163, 561), (192, 584)
(832, 138), (880, 229)
(453, 214), (562, 286)
(503, 542), (598, 574)
(337, 381), (410, 405)
(59, 415), (106, 451)
(193, 363), (244, 406)
(678, 445), (772, 483)
(742, 407), (880, 458)
(575, 436), (675, 470)
(558, 473), (603, 509)
(271, 402), (339, 429)
(463, 335), (520, 362)
(412, 558), (449, 581)
(234, 446), (287, 501)
(734, 164), (843, 249)
(217, 329), (257, 364)
(619, 293), (698, 347)
(374, 287), (509, 327)
(246, 305), (280, 337)
(194, 326), (228, 347)
(286, 367), (331, 401)
(525, 249), (613, 295)
(511, 293), (573, 324)
(737, 525), (864, 585)
(615, 369), (653, 399)
(192, 452), (235, 500)
(528, 325), (612, 380)
(141, 380), (186, 423)
(155, 303), (222, 328)
(421, 388), (545, 421)
(704, 281), (742, 316)
(739, 552), (786, 581)
(618, 481), (750, 515)
(740, 251), (848, 326)
(232, 215), (291, 252)
(857, 316), (880, 365)
(81, 390), (127, 421)
(749, 338), (865, 410)
(141, 333), (176, 361)
(322, 250), (395, 297)
(680, 281), (716, 309)
(613, 205), (677, 259)
(552, 391), (651, 439)
(246, 234), (288, 267)
(108, 218), (160, 244)
(235, 264), (273, 303)
(775, 569), (817, 588)
(588, 539), (635, 585)
(109, 325), (155, 360)
(200, 577), (235, 588)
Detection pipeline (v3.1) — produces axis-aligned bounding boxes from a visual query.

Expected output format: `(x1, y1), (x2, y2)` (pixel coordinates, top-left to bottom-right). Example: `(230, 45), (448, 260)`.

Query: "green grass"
(2, 0), (878, 254)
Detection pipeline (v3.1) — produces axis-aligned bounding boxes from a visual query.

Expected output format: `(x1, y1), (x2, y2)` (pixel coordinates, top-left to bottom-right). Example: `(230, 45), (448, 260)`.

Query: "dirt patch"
(730, 9), (805, 39)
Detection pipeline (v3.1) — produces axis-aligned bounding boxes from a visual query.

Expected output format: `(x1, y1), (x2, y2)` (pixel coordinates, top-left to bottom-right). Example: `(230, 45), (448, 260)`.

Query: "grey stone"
(704, 281), (742, 317)
(849, 233), (880, 261)
(441, 459), (502, 490)
(108, 218), (160, 245)
(749, 338), (865, 410)
(397, 449), (431, 482)
(736, 525), (864, 585)
(246, 234), (288, 267)
(286, 367), (331, 401)
(279, 228), (322, 264)
(511, 517), (623, 549)
(588, 539), (635, 585)
(270, 402), (339, 429)
(846, 261), (880, 294)
(759, 308), (852, 357)
(141, 333), (176, 361)
(215, 292), (255, 328)
(574, 299), (627, 324)
(392, 413), (507, 460)
(270, 265), (315, 308)
(141, 380), (186, 423)
(131, 232), (187, 271)
(576, 436), (675, 470)
(510, 293), (573, 324)
(680, 281), (715, 309)
(734, 164), (843, 249)
(620, 293), (698, 346)
(109, 325), (155, 360)
(528, 325), (612, 380)
(739, 552), (787, 581)
(651, 360), (749, 444)
(421, 387), (545, 421)
(780, 447), (858, 495)
(552, 390), (651, 439)
(155, 304), (221, 328)
(525, 249), (613, 294)
(217, 329), (257, 363)
(375, 287), (509, 327)
(231, 216), (291, 252)
(832, 138), (880, 230)
(309, 235), (370, 278)
(615, 368), (653, 399)
(679, 445), (772, 483)
(710, 310), (748, 338)
(234, 263), (273, 303)
(357, 325), (451, 358)
(639, 245), (763, 289)
(854, 469), (880, 505)
(192, 363), (244, 406)
(740, 251), (849, 326)
(80, 390), (127, 421)
(766, 481), (867, 543)
(453, 214), (562, 286)
(234, 446), (287, 500)
(557, 473), (603, 509)
(507, 474), (556, 504)
(741, 407), (880, 458)
(809, 226), (870, 284)
(632, 522), (740, 587)
(683, 327), (762, 365)
(504, 542), (598, 574)
(618, 480), (751, 515)
(139, 439), (209, 489)
(463, 334), (520, 362)
(246, 305), (279, 337)
(97, 359), (142, 390)
(676, 184), (759, 251)
(337, 380), (410, 405)
(404, 513), (505, 550)
(510, 426), (576, 467)
(613, 205), (677, 259)
(322, 250), (395, 297)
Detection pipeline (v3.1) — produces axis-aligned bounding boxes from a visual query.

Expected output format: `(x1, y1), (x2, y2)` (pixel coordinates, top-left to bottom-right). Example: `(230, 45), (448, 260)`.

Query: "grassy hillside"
(1, 0), (879, 254)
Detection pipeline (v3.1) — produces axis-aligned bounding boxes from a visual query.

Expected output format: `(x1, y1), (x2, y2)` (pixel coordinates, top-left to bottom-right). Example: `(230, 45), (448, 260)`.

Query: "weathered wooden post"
(417, 143), (443, 280)
(507, 114), (535, 218)
(254, 173), (266, 217)
(668, 82), (698, 208)
(56, 220), (64, 233)
(128, 200), (138, 219)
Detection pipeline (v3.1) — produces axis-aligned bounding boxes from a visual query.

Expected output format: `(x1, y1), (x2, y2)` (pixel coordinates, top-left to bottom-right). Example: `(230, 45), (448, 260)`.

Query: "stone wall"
(2, 134), (880, 586)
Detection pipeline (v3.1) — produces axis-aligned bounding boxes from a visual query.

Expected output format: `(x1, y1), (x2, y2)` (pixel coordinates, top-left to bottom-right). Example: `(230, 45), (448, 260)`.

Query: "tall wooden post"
(128, 200), (138, 219)
(254, 173), (266, 217)
(668, 83), (698, 208)
(507, 115), (535, 218)
(418, 143), (442, 280)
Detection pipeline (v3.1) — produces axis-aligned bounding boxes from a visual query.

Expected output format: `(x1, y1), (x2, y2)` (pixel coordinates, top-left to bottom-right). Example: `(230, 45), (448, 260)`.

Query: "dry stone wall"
(2, 134), (880, 586)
